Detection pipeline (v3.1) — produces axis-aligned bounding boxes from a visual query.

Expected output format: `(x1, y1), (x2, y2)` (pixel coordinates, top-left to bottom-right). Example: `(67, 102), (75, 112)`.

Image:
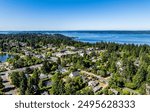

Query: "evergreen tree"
(0, 77), (4, 89)
(10, 72), (21, 88)
(19, 72), (27, 95)
(50, 72), (62, 94)
(26, 78), (34, 95)
(133, 66), (146, 88)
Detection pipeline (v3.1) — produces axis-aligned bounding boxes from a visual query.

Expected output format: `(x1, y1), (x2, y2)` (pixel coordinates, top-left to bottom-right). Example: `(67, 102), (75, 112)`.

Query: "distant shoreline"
(1, 30), (150, 34)
(0, 32), (150, 45)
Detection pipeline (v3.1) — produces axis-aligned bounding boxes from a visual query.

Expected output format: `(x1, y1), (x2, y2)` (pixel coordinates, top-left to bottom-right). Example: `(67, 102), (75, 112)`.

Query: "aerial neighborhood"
(0, 33), (150, 95)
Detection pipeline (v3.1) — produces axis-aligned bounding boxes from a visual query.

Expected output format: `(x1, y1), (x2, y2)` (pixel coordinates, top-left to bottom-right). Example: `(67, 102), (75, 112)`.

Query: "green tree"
(0, 77), (4, 89)
(19, 72), (27, 95)
(50, 72), (63, 95)
(41, 61), (52, 74)
(122, 59), (136, 82)
(19, 80), (26, 95)
(97, 70), (106, 77)
(139, 83), (146, 95)
(146, 66), (150, 83)
(109, 73), (124, 88)
(73, 76), (84, 90)
(76, 87), (94, 95)
(25, 67), (33, 74)
(65, 83), (76, 95)
(58, 80), (65, 95)
(125, 83), (136, 89)
(32, 69), (39, 86)
(26, 78), (34, 95)
(133, 66), (146, 88)
(10, 72), (20, 88)
(122, 89), (130, 95)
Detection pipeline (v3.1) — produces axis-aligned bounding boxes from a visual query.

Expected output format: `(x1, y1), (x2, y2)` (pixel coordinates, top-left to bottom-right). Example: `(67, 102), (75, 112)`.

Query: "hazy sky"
(0, 0), (150, 30)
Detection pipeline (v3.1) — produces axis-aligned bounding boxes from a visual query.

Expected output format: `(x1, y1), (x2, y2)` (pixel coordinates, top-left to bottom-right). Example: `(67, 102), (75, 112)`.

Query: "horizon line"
(1, 30), (150, 32)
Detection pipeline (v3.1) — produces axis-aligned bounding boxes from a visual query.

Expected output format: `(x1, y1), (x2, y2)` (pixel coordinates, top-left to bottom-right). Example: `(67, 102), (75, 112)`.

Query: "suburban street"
(0, 64), (42, 75)
(81, 70), (109, 85)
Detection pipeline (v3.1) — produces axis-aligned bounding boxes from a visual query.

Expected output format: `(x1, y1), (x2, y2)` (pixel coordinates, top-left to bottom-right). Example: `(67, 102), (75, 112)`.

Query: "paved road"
(0, 64), (42, 75)
(81, 70), (109, 85)
(81, 71), (140, 95)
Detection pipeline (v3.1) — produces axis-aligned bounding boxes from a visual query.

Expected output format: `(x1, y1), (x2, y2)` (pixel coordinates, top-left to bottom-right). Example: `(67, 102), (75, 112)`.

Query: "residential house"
(110, 88), (119, 95)
(146, 84), (150, 95)
(93, 86), (102, 93)
(39, 73), (48, 80)
(43, 80), (52, 87)
(69, 71), (80, 78)
(88, 81), (99, 88)
(41, 91), (49, 95)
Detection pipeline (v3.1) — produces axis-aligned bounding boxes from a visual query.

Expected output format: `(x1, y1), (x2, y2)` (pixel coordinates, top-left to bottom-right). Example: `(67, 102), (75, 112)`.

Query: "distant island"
(0, 33), (150, 95)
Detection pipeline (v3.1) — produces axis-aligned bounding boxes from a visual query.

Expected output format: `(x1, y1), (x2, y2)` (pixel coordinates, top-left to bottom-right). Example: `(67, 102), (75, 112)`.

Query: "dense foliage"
(0, 33), (150, 95)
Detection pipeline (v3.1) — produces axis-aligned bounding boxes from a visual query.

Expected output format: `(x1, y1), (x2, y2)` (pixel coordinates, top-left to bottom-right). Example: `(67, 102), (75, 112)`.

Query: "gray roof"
(88, 81), (99, 87)
(110, 88), (119, 95)
(69, 71), (80, 77)
(39, 73), (48, 79)
(44, 81), (52, 87)
(41, 91), (49, 95)
(93, 86), (102, 93)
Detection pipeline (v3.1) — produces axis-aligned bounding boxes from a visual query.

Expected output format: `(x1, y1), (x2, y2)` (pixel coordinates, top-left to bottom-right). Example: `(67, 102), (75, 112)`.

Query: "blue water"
(1, 31), (150, 45)
(0, 54), (12, 62)
(58, 32), (150, 45)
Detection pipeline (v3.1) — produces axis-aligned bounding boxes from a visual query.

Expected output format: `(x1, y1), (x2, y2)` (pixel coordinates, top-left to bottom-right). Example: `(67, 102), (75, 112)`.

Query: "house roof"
(69, 71), (80, 77)
(93, 86), (102, 93)
(88, 81), (99, 87)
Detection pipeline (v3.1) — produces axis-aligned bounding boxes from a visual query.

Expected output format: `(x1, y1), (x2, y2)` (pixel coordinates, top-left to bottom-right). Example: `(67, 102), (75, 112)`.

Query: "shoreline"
(0, 31), (150, 46)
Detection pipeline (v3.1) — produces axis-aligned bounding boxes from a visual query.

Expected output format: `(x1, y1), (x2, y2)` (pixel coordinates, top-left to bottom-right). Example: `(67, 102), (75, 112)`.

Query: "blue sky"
(0, 0), (150, 30)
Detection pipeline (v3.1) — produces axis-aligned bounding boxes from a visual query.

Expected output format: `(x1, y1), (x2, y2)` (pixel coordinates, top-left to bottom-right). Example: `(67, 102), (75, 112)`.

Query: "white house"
(39, 73), (48, 80)
(69, 71), (80, 78)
